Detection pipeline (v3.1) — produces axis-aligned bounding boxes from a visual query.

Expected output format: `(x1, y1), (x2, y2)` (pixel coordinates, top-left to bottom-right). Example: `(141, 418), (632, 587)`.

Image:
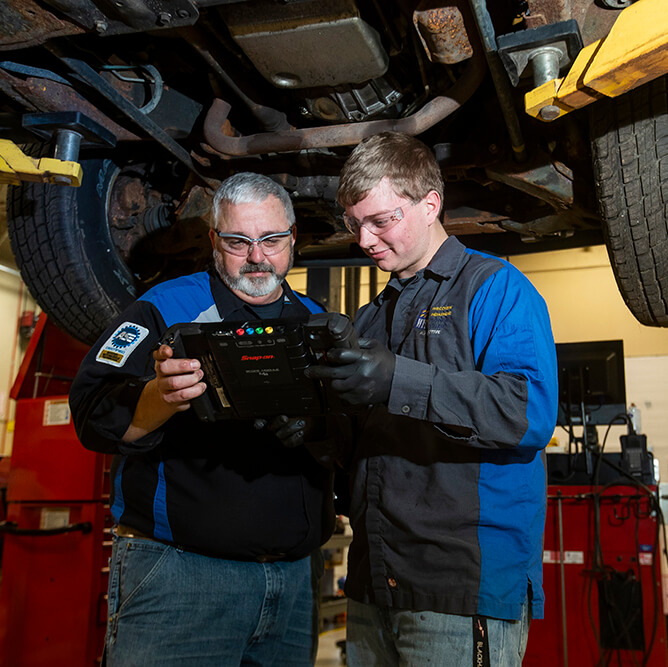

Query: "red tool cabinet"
(524, 479), (668, 667)
(0, 315), (111, 666)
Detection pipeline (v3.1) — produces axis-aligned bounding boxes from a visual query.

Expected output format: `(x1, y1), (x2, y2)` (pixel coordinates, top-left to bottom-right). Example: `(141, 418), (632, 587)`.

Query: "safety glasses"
(342, 201), (418, 236)
(213, 227), (294, 256)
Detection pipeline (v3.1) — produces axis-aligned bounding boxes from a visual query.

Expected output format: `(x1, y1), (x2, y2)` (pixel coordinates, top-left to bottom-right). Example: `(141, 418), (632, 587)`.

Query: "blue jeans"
(346, 598), (530, 667)
(105, 535), (320, 666)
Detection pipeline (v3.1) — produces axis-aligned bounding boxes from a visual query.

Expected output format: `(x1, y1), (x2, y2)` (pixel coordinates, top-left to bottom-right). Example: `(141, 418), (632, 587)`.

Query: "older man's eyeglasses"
(342, 201), (417, 236)
(214, 227), (294, 256)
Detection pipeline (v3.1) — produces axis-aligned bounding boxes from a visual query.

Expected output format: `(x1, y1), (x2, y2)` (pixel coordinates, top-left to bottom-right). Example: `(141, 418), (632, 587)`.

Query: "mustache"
(239, 262), (275, 275)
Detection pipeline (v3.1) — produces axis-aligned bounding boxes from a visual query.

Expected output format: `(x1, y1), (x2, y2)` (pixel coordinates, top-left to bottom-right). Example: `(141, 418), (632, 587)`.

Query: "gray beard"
(214, 250), (293, 298)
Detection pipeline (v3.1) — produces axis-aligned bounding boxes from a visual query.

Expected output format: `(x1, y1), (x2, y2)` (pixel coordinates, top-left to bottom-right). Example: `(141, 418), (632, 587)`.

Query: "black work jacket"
(70, 270), (335, 561)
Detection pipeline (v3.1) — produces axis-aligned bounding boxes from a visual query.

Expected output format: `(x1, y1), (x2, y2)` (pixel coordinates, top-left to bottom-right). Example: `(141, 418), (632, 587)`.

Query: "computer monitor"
(556, 340), (626, 426)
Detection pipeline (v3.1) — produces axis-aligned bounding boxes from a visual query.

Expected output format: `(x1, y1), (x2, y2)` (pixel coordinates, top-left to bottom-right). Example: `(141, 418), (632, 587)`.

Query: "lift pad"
(0, 139), (83, 187)
(525, 0), (668, 121)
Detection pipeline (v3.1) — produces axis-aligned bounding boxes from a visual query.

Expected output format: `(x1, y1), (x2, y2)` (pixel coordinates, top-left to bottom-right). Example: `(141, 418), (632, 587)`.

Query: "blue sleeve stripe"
(139, 272), (218, 326)
(153, 461), (173, 542)
(292, 291), (326, 314)
(465, 252), (555, 619)
(468, 262), (558, 448)
(110, 456), (126, 522)
(476, 450), (546, 619)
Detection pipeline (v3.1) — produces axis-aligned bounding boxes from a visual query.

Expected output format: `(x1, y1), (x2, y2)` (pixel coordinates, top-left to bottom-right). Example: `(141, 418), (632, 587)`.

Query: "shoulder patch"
(96, 322), (149, 367)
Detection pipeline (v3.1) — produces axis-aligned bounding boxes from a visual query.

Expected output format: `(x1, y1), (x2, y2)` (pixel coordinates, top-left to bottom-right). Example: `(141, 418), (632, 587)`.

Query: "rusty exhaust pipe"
(202, 47), (486, 157)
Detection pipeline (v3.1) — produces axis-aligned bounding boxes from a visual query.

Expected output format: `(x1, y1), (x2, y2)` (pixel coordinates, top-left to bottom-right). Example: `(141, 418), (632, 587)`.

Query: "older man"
(70, 172), (334, 666)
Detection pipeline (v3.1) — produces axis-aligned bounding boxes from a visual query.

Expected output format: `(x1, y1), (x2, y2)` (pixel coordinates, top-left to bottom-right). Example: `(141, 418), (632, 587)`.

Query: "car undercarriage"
(1, 0), (667, 342)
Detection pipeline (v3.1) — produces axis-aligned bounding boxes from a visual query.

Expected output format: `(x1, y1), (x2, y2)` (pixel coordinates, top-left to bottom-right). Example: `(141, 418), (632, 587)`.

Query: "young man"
(70, 172), (334, 666)
(307, 132), (558, 666)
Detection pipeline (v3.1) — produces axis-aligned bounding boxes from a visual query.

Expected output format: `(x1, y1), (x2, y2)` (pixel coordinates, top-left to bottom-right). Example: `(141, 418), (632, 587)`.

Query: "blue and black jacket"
(345, 236), (558, 620)
(70, 270), (334, 561)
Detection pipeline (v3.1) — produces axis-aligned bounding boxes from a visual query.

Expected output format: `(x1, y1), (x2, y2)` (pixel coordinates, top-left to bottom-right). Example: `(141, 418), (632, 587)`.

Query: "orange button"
(388, 577), (397, 588)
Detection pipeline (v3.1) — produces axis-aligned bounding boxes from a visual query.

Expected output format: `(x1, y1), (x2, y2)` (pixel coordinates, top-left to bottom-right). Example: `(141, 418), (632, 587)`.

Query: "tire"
(7, 151), (200, 345)
(589, 76), (668, 327)
(8, 156), (136, 345)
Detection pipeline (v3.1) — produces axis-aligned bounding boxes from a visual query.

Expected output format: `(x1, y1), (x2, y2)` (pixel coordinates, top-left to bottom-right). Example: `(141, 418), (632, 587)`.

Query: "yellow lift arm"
(0, 139), (83, 187)
(525, 0), (668, 121)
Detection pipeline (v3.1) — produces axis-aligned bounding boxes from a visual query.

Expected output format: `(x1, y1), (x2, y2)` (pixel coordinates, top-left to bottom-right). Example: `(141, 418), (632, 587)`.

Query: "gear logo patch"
(96, 321), (149, 367)
(112, 325), (142, 348)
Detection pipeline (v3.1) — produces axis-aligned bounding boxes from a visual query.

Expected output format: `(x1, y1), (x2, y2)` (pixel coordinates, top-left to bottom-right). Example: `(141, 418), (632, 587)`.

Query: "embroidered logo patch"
(96, 322), (149, 367)
(414, 305), (453, 334)
(414, 308), (429, 330)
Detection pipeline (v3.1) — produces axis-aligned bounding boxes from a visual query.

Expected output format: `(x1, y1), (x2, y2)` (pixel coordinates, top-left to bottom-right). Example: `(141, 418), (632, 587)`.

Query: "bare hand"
(152, 344), (207, 412)
(122, 344), (207, 442)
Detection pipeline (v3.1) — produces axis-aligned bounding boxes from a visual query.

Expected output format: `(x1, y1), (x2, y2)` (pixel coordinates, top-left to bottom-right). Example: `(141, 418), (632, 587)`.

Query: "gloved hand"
(254, 415), (310, 448)
(255, 415), (347, 469)
(305, 338), (396, 406)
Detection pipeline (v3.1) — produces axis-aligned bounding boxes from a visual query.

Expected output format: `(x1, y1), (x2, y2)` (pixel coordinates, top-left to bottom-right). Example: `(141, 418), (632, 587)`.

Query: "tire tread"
(589, 76), (668, 326)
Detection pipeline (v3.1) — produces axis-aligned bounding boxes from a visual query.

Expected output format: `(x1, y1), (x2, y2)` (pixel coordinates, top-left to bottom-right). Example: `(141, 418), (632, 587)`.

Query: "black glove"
(254, 415), (309, 448)
(305, 338), (396, 406)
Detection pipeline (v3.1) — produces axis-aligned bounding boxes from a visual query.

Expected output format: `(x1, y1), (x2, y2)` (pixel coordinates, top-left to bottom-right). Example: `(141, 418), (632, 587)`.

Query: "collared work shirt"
(70, 270), (333, 560)
(345, 237), (558, 621)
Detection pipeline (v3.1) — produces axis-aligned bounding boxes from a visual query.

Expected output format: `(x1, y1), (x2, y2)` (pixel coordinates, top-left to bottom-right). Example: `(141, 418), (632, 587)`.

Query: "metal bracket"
(22, 110), (116, 160)
(0, 111), (116, 186)
(522, 0), (668, 121)
(497, 19), (583, 88)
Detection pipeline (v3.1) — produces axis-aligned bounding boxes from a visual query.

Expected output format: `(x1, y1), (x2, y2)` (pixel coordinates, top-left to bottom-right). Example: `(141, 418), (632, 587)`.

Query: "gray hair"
(211, 172), (295, 227)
